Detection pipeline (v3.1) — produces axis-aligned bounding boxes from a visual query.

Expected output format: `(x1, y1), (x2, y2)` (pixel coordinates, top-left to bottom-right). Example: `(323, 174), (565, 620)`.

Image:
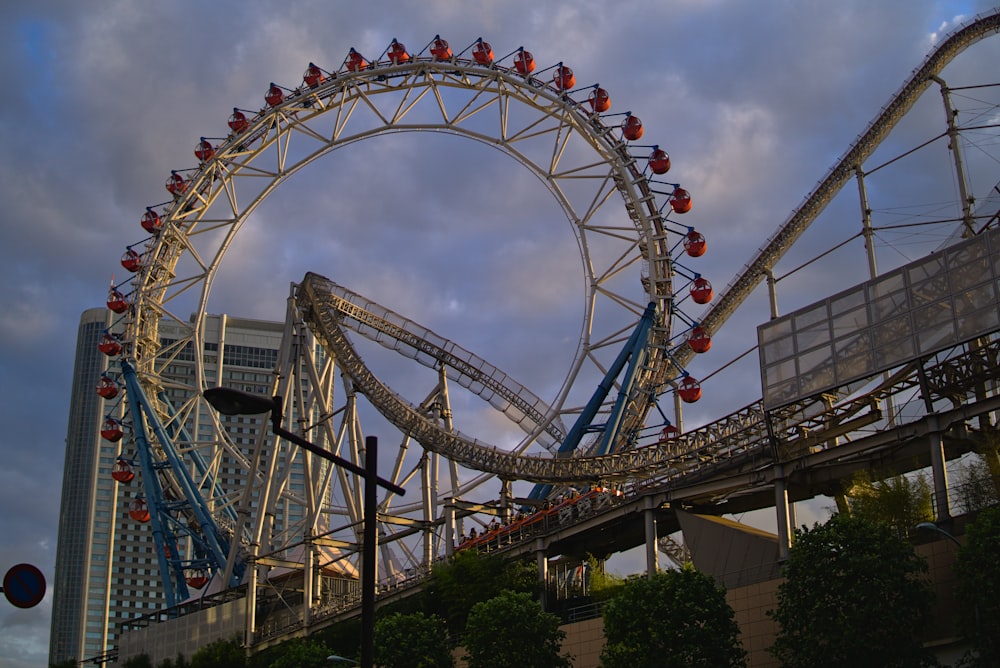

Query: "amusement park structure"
(87, 9), (1000, 664)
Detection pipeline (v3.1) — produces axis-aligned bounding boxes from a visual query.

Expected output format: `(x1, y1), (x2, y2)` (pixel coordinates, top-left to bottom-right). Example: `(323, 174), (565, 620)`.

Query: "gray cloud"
(2, 2), (998, 665)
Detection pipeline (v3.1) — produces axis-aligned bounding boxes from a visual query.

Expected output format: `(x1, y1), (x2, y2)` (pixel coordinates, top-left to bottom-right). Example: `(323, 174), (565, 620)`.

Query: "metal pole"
(361, 436), (378, 668)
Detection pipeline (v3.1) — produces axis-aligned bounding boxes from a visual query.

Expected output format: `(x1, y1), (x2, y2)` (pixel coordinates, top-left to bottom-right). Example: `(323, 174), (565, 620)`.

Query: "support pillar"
(444, 499), (455, 558)
(644, 506), (658, 576)
(929, 428), (951, 521)
(774, 465), (792, 562)
(535, 539), (548, 610)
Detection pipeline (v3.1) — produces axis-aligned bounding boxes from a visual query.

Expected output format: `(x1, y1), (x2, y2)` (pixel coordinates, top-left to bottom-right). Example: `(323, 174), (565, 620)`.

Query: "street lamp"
(204, 387), (405, 668)
(915, 521), (961, 547)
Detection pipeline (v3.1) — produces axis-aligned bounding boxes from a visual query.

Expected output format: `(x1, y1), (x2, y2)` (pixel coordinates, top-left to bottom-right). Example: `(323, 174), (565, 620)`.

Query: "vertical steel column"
(644, 502), (658, 576)
(361, 436), (379, 668)
(932, 75), (976, 237)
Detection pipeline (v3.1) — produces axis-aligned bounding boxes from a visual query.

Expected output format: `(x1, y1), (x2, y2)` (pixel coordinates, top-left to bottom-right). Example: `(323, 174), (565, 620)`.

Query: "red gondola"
(101, 418), (123, 442)
(473, 40), (494, 65)
(97, 374), (119, 399)
(186, 569), (209, 589)
(140, 208), (162, 234)
(684, 229), (706, 257)
(129, 497), (151, 523)
(514, 49), (535, 75)
(690, 276), (713, 304)
(98, 332), (122, 356)
(553, 65), (575, 90)
(265, 83), (284, 108)
(194, 138), (215, 162)
(687, 326), (712, 354)
(107, 287), (128, 313)
(165, 171), (187, 196)
(588, 87), (611, 113)
(678, 375), (702, 403)
(303, 62), (325, 88)
(228, 109), (249, 134)
(111, 457), (134, 483)
(387, 40), (409, 64)
(121, 249), (141, 273)
(430, 36), (452, 61)
(658, 425), (679, 443)
(648, 147), (671, 174)
(671, 188), (693, 214)
(622, 114), (643, 141)
(345, 48), (367, 71)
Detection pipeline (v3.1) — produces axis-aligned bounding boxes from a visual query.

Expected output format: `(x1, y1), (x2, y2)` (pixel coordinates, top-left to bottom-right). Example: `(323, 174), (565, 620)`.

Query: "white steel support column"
(774, 465), (792, 562)
(929, 426), (951, 521)
(644, 502), (658, 576)
(932, 75), (976, 237)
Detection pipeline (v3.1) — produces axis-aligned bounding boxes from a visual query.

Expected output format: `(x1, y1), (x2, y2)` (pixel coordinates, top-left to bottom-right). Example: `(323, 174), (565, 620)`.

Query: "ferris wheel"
(98, 35), (712, 605)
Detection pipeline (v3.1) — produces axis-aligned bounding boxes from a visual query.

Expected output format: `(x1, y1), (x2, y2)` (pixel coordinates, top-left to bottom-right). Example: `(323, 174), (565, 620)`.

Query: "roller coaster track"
(682, 8), (1000, 367)
(298, 272), (1000, 484)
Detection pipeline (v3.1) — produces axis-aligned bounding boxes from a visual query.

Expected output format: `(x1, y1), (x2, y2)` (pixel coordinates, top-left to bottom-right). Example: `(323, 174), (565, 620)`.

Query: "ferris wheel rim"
(125, 51), (684, 453)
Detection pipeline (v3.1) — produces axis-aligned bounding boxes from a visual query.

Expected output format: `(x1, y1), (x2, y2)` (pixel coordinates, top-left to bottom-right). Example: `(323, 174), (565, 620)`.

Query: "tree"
(769, 513), (935, 667)
(374, 611), (454, 668)
(266, 637), (333, 668)
(600, 566), (746, 668)
(954, 505), (1000, 665)
(426, 550), (536, 639)
(122, 655), (153, 668)
(462, 590), (571, 668)
(841, 469), (933, 539)
(190, 638), (246, 668)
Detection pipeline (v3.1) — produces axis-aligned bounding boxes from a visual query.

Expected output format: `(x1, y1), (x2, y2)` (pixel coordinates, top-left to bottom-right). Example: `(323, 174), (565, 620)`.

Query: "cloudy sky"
(1, 1), (998, 666)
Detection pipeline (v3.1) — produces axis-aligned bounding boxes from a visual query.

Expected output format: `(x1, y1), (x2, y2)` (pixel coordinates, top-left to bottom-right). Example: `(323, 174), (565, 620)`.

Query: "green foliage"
(462, 590), (571, 668)
(264, 637), (333, 668)
(426, 550), (537, 639)
(954, 505), (1000, 665)
(769, 514), (935, 668)
(122, 655), (153, 668)
(843, 470), (933, 539)
(158, 655), (189, 668)
(953, 456), (1000, 514)
(190, 637), (246, 668)
(374, 611), (454, 668)
(586, 554), (624, 602)
(600, 566), (746, 668)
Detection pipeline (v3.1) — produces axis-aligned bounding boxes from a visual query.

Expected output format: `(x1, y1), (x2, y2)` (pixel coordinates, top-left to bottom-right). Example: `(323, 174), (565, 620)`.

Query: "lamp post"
(204, 387), (404, 668)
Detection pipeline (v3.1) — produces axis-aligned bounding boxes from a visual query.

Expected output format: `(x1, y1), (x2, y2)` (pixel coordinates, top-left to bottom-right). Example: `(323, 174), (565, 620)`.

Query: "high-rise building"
(49, 309), (286, 664)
